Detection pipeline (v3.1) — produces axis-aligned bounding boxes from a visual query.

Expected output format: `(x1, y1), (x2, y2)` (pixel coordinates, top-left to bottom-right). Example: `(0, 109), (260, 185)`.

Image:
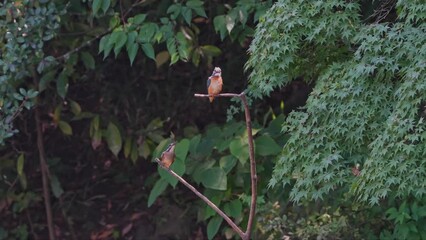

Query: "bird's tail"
(209, 96), (214, 102)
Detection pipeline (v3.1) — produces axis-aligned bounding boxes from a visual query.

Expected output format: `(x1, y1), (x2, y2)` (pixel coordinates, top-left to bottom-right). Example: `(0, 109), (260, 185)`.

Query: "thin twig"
(155, 158), (246, 238)
(31, 67), (55, 240)
(55, 30), (111, 61)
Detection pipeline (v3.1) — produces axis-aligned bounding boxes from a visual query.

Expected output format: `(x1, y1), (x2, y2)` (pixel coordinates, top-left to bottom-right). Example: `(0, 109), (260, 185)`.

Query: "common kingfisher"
(160, 142), (176, 168)
(207, 67), (223, 102)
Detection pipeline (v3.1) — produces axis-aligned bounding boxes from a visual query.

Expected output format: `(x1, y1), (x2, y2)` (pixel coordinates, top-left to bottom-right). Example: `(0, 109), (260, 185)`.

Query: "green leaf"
(225, 15), (235, 33)
(17, 154), (24, 176)
(255, 135), (281, 156)
(181, 6), (192, 25)
(148, 178), (168, 207)
(56, 72), (68, 99)
(39, 70), (56, 92)
(106, 122), (122, 156)
(58, 121), (73, 135)
(80, 51), (95, 69)
(229, 138), (249, 165)
(141, 43), (155, 60)
(133, 14), (147, 24)
(92, 0), (102, 15)
(200, 45), (222, 57)
(167, 4), (182, 20)
(69, 100), (82, 116)
(207, 216), (223, 240)
(138, 140), (151, 159)
(175, 139), (190, 161)
(101, 0), (111, 14)
(138, 23), (157, 43)
(213, 15), (227, 40)
(50, 175), (64, 198)
(99, 35), (109, 54)
(201, 167), (227, 190)
(127, 41), (139, 65)
(113, 31), (127, 57)
(224, 199), (242, 219)
(219, 155), (237, 174)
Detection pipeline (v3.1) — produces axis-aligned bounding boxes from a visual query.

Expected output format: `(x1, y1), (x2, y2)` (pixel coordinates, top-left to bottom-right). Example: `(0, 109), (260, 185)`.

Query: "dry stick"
(155, 158), (245, 238)
(157, 92), (257, 240)
(31, 68), (56, 240)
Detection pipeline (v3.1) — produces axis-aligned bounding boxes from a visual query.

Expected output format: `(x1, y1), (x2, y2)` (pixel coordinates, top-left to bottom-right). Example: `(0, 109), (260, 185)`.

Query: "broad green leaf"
(167, 4), (181, 19)
(175, 139), (190, 161)
(92, 0), (102, 15)
(80, 51), (95, 69)
(225, 15), (235, 33)
(142, 43), (155, 60)
(148, 178), (168, 207)
(50, 175), (64, 198)
(207, 216), (223, 240)
(58, 121), (73, 135)
(224, 199), (242, 219)
(255, 135), (281, 156)
(201, 45), (221, 57)
(201, 167), (227, 190)
(39, 70), (56, 92)
(138, 23), (157, 43)
(181, 6), (192, 25)
(219, 155), (237, 174)
(171, 53), (179, 65)
(213, 15), (227, 40)
(17, 154), (24, 176)
(133, 14), (147, 24)
(101, 0), (111, 14)
(105, 122), (122, 156)
(127, 41), (139, 65)
(99, 35), (109, 54)
(229, 138), (249, 165)
(113, 31), (127, 57)
(138, 140), (151, 159)
(56, 72), (68, 99)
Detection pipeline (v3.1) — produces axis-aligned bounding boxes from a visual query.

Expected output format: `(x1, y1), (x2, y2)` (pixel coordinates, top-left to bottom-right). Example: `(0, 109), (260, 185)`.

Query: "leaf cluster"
(247, 0), (426, 205)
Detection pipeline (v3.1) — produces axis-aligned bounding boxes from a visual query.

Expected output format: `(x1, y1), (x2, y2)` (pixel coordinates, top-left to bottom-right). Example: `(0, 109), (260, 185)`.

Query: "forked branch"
(156, 92), (257, 240)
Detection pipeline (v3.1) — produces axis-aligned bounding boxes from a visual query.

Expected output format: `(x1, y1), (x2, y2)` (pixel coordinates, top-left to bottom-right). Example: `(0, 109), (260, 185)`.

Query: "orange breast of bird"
(208, 76), (223, 102)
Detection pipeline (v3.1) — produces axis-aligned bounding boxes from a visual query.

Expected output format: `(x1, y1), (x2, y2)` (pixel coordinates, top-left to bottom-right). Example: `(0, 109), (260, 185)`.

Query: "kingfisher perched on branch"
(160, 142), (176, 168)
(207, 67), (223, 102)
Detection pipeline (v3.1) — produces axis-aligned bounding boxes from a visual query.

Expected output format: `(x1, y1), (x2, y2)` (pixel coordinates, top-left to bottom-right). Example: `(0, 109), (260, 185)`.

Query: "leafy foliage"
(248, 0), (426, 206)
(149, 115), (286, 239)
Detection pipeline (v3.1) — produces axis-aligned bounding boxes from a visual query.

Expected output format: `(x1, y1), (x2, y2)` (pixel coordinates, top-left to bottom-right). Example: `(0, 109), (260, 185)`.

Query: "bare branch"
(154, 158), (245, 238)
